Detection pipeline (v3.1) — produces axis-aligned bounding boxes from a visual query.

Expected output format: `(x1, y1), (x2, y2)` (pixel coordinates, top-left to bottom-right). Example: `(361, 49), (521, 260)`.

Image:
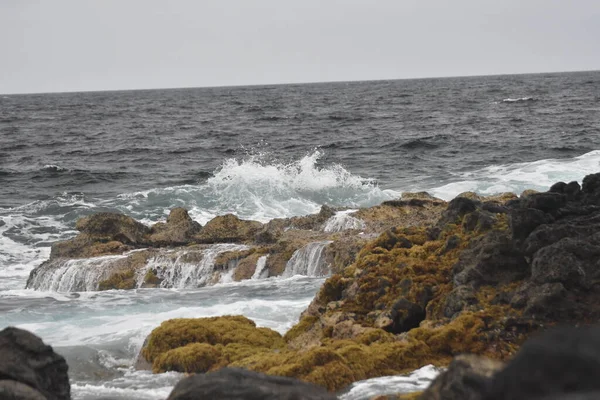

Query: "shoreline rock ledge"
(132, 173), (600, 395)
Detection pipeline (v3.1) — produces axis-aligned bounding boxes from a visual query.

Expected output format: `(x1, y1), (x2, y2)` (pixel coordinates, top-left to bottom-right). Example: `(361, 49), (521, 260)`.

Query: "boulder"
(148, 208), (202, 246)
(0, 327), (70, 400)
(483, 326), (600, 400)
(509, 208), (553, 242)
(75, 212), (150, 245)
(195, 214), (263, 243)
(521, 192), (567, 214)
(529, 237), (600, 290)
(166, 368), (337, 400)
(420, 354), (503, 400)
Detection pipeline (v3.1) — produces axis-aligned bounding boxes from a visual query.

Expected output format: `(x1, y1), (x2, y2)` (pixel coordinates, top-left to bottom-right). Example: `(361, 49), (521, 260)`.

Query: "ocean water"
(1, 71), (599, 399)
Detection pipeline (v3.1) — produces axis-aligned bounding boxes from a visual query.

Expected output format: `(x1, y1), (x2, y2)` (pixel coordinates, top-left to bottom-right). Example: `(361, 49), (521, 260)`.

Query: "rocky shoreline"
(10, 172), (600, 399)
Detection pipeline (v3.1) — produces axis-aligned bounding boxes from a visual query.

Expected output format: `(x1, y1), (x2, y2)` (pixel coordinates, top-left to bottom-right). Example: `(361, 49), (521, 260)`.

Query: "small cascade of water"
(251, 255), (269, 279)
(144, 244), (249, 289)
(282, 241), (333, 278)
(323, 209), (365, 232)
(26, 254), (128, 292)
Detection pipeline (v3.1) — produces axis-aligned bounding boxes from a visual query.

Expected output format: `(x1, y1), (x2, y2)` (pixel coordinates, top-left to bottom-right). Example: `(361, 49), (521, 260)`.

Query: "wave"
(399, 138), (439, 150)
(117, 150), (398, 224)
(42, 164), (67, 172)
(426, 149), (600, 200)
(502, 97), (536, 103)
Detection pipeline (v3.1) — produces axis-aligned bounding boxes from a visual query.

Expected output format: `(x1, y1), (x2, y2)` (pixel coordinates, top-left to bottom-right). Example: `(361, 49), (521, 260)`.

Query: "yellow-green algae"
(141, 211), (532, 391)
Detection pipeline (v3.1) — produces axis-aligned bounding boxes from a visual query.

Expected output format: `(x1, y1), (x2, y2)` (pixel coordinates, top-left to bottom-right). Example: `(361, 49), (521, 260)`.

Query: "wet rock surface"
(0, 327), (70, 400)
(166, 368), (337, 400)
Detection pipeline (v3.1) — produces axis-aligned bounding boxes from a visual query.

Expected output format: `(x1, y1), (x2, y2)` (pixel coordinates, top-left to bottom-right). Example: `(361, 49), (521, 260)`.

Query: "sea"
(1, 71), (599, 399)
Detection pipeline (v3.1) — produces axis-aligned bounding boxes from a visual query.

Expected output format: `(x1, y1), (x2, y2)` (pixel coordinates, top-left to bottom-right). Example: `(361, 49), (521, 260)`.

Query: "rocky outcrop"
(148, 207), (202, 246)
(0, 327), (70, 400)
(166, 368), (337, 400)
(29, 194), (448, 293)
(417, 325), (600, 400)
(420, 354), (503, 400)
(132, 173), (600, 392)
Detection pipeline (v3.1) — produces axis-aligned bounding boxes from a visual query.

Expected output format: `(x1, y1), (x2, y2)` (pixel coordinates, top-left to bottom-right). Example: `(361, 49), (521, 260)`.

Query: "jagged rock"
(453, 231), (529, 288)
(401, 191), (439, 201)
(438, 197), (479, 226)
(582, 172), (600, 200)
(510, 282), (570, 319)
(195, 214), (262, 243)
(462, 210), (495, 233)
(148, 208), (201, 245)
(0, 327), (70, 400)
(509, 208), (553, 242)
(442, 285), (479, 318)
(530, 237), (600, 290)
(420, 354), (503, 400)
(166, 368), (337, 400)
(483, 326), (600, 400)
(521, 192), (567, 214)
(76, 212), (150, 244)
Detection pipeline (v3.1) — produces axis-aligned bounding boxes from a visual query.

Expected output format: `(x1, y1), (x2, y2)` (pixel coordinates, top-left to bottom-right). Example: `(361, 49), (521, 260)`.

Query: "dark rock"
(509, 207), (554, 242)
(565, 181), (582, 200)
(521, 192), (567, 214)
(549, 181), (567, 193)
(521, 222), (599, 257)
(530, 237), (600, 290)
(582, 173), (600, 196)
(0, 327), (70, 400)
(148, 208), (201, 245)
(75, 212), (150, 245)
(166, 367), (337, 400)
(481, 202), (508, 214)
(483, 326), (600, 400)
(462, 210), (495, 233)
(420, 354), (503, 400)
(516, 282), (569, 319)
(0, 380), (47, 400)
(440, 197), (479, 225)
(443, 285), (479, 318)
(453, 231), (529, 288)
(385, 298), (426, 334)
(441, 235), (461, 254)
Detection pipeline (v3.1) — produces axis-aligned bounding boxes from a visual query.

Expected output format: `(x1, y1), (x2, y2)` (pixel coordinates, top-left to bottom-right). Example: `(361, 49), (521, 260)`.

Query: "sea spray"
(115, 150), (398, 224)
(282, 241), (333, 278)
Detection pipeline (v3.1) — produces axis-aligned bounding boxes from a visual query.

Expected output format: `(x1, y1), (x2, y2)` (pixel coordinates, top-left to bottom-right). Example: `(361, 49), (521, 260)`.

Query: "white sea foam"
(282, 241), (332, 278)
(339, 364), (440, 399)
(323, 209), (365, 232)
(427, 150), (600, 200)
(115, 150), (398, 224)
(502, 97), (535, 103)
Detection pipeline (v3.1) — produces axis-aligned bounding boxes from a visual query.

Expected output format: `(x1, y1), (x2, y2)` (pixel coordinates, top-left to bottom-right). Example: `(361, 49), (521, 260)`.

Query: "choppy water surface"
(1, 71), (599, 398)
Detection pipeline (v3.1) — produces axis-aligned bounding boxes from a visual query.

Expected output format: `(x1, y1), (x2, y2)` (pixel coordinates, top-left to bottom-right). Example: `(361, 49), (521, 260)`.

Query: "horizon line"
(2, 68), (598, 96)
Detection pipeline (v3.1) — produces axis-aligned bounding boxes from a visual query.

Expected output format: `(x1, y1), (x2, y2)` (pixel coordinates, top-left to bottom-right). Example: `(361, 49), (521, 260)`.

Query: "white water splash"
(144, 244), (249, 289)
(116, 150), (398, 224)
(323, 209), (365, 232)
(282, 241), (333, 278)
(428, 149), (600, 201)
(252, 255), (269, 279)
(27, 254), (129, 292)
(339, 364), (441, 399)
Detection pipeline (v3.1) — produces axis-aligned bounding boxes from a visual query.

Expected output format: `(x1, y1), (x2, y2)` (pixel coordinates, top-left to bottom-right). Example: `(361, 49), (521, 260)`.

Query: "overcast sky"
(1, 0), (599, 94)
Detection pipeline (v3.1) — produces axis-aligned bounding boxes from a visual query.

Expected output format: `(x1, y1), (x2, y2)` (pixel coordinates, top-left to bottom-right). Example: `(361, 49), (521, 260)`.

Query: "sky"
(1, 0), (599, 94)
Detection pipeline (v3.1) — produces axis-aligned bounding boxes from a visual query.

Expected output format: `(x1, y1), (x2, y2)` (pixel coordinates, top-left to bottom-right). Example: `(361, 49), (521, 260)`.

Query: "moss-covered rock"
(195, 214), (263, 243)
